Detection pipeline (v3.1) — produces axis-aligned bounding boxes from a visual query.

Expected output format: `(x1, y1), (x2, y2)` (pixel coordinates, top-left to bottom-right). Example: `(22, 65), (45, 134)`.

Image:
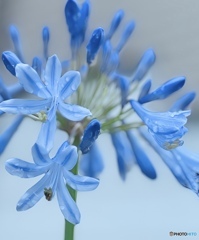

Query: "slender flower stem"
(64, 136), (80, 240)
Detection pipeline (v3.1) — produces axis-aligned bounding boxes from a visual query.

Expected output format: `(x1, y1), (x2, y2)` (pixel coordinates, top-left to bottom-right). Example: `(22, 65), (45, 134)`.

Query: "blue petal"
(16, 63), (51, 98)
(54, 142), (78, 170)
(58, 100), (91, 121)
(139, 76), (185, 104)
(80, 142), (104, 178)
(5, 158), (49, 178)
(126, 130), (157, 179)
(170, 92), (196, 111)
(59, 71), (81, 100)
(2, 51), (21, 76)
(79, 119), (101, 154)
(32, 143), (51, 165)
(0, 98), (52, 114)
(17, 172), (51, 211)
(36, 107), (57, 152)
(44, 55), (62, 94)
(132, 49), (156, 82)
(64, 170), (99, 191)
(106, 10), (124, 39)
(0, 115), (24, 154)
(57, 175), (80, 224)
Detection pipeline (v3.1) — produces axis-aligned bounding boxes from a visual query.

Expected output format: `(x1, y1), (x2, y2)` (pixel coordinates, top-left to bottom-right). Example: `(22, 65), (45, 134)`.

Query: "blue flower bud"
(106, 10), (124, 39)
(2, 51), (21, 76)
(138, 79), (152, 101)
(116, 20), (135, 52)
(132, 49), (156, 82)
(9, 25), (24, 62)
(101, 41), (119, 75)
(42, 26), (50, 60)
(113, 74), (130, 107)
(65, 0), (90, 55)
(170, 91), (196, 112)
(87, 28), (104, 64)
(79, 119), (101, 154)
(32, 56), (42, 77)
(139, 76), (185, 104)
(126, 130), (157, 179)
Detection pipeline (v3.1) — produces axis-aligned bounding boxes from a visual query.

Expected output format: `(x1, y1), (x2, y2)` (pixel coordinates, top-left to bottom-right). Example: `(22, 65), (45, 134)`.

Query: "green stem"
(64, 136), (80, 240)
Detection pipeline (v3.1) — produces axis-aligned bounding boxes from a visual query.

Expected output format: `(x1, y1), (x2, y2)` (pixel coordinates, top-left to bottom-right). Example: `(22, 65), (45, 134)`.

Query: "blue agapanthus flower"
(0, 54), (91, 151)
(5, 141), (99, 224)
(1, 1), (199, 228)
(130, 100), (190, 150)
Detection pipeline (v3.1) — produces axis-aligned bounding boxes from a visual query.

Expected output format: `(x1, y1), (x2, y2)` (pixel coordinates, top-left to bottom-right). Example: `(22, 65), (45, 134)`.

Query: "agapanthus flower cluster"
(0, 0), (198, 226)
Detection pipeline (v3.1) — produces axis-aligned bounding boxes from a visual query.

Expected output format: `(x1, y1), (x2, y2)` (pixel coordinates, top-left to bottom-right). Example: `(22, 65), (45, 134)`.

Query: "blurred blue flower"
(111, 131), (134, 180)
(5, 141), (99, 224)
(65, 0), (90, 57)
(140, 126), (199, 195)
(80, 142), (104, 178)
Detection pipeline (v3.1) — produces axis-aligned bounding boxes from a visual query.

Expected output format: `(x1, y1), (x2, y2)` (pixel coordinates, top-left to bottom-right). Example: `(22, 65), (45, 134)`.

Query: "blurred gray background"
(0, 1), (199, 240)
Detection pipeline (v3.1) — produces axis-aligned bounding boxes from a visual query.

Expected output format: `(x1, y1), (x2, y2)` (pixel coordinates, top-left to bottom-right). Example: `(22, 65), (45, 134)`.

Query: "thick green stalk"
(64, 137), (80, 240)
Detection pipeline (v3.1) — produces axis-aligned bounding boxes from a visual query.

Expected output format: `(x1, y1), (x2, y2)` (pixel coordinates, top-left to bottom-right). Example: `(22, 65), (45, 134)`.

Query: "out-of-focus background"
(0, 0), (199, 240)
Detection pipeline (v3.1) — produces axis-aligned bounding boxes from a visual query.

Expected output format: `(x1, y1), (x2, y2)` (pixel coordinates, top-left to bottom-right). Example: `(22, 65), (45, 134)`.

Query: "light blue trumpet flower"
(5, 141), (99, 224)
(0, 54), (91, 151)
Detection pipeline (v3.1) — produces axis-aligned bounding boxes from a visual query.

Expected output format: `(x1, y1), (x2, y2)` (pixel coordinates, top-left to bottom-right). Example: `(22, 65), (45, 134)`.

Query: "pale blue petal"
(5, 158), (49, 178)
(0, 98), (52, 114)
(64, 170), (99, 191)
(16, 63), (51, 98)
(44, 55), (62, 94)
(17, 173), (50, 211)
(54, 142), (77, 170)
(57, 175), (80, 224)
(31, 143), (51, 165)
(58, 100), (91, 121)
(59, 71), (81, 100)
(36, 107), (57, 152)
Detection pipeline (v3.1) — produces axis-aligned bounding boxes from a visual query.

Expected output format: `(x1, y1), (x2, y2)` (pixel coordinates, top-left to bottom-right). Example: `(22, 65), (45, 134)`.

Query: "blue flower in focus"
(0, 53), (91, 151)
(5, 141), (99, 224)
(130, 100), (190, 150)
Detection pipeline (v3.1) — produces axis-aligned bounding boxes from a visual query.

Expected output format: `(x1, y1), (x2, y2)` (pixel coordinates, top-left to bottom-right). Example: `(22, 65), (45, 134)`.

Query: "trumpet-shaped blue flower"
(5, 141), (99, 224)
(0, 54), (91, 151)
(140, 127), (199, 195)
(130, 100), (190, 150)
